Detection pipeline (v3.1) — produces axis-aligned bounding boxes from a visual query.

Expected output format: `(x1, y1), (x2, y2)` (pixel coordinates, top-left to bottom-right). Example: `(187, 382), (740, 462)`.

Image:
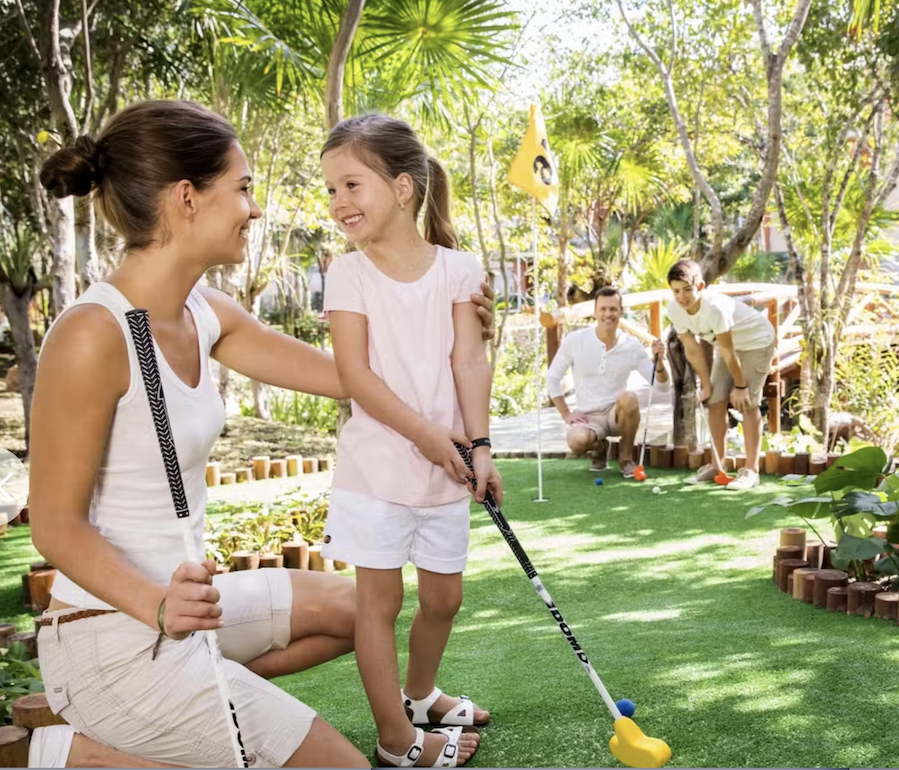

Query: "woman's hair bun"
(39, 135), (103, 199)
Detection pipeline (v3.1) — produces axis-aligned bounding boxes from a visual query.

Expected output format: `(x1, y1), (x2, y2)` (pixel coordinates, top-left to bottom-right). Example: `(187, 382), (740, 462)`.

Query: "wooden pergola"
(540, 282), (899, 433)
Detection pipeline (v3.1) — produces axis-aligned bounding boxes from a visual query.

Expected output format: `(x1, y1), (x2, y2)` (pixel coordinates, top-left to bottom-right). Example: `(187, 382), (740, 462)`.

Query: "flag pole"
(532, 196), (547, 503)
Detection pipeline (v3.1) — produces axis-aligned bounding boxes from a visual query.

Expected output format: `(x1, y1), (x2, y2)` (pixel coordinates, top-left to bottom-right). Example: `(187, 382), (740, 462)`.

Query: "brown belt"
(36, 609), (118, 628)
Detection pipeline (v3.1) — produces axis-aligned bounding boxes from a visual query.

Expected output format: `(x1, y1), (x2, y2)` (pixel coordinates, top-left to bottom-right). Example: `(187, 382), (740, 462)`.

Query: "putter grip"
(125, 309), (250, 769)
(454, 443), (538, 579)
(125, 310), (190, 520)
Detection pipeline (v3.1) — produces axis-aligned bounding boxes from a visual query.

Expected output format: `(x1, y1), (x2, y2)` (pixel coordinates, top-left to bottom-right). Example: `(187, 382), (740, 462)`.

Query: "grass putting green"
(3, 459), (898, 767)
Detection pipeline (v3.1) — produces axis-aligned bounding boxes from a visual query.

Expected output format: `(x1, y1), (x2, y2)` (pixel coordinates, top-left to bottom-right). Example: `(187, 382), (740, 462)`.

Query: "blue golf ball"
(594, 477), (604, 486)
(616, 698), (635, 717)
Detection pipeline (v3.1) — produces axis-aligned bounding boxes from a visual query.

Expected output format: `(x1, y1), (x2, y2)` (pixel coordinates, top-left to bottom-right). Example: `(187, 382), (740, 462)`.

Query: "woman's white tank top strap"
(44, 283), (227, 610)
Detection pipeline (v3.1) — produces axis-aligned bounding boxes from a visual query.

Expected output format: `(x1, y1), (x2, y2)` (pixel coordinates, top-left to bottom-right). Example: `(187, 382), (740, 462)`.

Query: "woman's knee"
(282, 717), (369, 768)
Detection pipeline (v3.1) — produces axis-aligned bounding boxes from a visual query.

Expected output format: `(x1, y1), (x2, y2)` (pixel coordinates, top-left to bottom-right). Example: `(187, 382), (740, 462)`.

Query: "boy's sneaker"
(726, 468), (760, 490)
(590, 443), (608, 472)
(29, 725), (76, 768)
(620, 460), (637, 479)
(684, 464), (719, 485)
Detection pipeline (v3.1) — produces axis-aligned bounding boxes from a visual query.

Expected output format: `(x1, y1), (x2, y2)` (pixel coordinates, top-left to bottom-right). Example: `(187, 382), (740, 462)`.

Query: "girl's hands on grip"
(414, 423), (472, 486)
(160, 559), (223, 639)
(471, 449), (503, 505)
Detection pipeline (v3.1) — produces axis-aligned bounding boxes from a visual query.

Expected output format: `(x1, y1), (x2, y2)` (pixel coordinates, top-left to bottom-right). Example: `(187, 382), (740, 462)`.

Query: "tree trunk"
(47, 196), (76, 316)
(324, 0), (366, 129)
(667, 331), (698, 450)
(251, 379), (271, 421)
(0, 282), (39, 453)
(808, 335), (833, 441)
(74, 196), (100, 288)
(556, 233), (569, 308)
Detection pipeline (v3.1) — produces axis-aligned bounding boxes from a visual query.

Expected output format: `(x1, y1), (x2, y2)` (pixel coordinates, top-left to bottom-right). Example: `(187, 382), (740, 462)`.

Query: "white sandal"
(401, 686), (485, 727)
(376, 726), (464, 767)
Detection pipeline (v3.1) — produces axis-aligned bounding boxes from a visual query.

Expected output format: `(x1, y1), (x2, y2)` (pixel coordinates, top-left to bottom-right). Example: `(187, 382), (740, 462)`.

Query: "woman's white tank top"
(44, 282), (226, 609)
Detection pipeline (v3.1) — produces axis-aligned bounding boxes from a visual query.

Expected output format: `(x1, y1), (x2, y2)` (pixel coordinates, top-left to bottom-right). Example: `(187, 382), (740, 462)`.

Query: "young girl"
(321, 115), (502, 768)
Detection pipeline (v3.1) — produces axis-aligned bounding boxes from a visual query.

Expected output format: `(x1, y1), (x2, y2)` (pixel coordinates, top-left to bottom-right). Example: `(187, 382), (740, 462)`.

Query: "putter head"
(714, 472), (732, 486)
(609, 717), (672, 768)
(633, 467), (647, 482)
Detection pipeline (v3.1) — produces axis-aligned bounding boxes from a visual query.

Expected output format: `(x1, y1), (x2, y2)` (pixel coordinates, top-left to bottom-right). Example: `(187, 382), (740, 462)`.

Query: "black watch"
(471, 437), (492, 450)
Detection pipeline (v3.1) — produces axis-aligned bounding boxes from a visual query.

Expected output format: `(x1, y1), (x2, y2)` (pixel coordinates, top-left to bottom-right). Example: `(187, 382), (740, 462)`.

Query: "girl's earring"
(400, 201), (406, 211)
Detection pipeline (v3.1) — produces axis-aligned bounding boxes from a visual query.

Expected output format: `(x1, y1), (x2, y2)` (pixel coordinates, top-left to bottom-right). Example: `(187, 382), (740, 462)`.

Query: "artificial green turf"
(3, 460), (899, 767)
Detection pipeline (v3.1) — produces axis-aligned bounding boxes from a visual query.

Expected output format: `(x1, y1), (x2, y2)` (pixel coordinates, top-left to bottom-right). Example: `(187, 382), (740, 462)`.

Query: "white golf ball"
(652, 486), (661, 494)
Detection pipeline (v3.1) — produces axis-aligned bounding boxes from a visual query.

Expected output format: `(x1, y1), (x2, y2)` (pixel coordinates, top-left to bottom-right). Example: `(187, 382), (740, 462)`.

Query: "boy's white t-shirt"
(667, 292), (775, 351)
(323, 246), (484, 507)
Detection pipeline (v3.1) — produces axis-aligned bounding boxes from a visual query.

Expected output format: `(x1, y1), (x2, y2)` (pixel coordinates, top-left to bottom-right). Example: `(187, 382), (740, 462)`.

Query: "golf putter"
(633, 353), (660, 482)
(456, 444), (671, 768)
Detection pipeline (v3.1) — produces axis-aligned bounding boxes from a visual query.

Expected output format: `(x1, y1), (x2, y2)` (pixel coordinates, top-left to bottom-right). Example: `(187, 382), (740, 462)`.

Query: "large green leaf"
(786, 497), (834, 519)
(356, 0), (518, 112)
(813, 447), (889, 493)
(832, 492), (899, 519)
(834, 532), (888, 561)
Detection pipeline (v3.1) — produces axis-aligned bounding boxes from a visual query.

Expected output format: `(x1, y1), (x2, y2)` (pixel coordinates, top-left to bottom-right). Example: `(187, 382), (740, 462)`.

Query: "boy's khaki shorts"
(709, 343), (775, 409)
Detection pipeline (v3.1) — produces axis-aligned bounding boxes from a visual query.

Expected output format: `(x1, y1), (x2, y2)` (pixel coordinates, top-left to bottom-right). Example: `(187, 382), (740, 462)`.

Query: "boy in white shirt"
(546, 287), (669, 478)
(666, 260), (775, 490)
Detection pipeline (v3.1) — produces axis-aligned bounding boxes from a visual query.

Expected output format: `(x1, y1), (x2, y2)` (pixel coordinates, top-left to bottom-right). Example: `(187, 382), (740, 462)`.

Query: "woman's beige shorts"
(37, 569), (315, 768)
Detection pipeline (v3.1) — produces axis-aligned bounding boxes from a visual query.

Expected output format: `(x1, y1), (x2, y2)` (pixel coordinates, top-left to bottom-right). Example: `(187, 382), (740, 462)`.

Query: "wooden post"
(813, 570), (849, 607)
(767, 298), (781, 434)
(286, 456), (303, 477)
(282, 542), (309, 570)
(826, 586), (849, 612)
(777, 559), (807, 593)
(874, 592), (899, 621)
(0, 623), (16, 648)
(609, 440), (620, 461)
(12, 693), (67, 730)
(778, 454), (796, 475)
(270, 459), (287, 478)
(774, 545), (803, 580)
(231, 551), (260, 571)
(688, 451), (704, 469)
(764, 451), (781, 475)
(794, 453), (810, 475)
(546, 321), (563, 367)
(847, 582), (882, 617)
(205, 462), (221, 487)
(735, 455), (746, 470)
(805, 542), (825, 569)
(219, 472), (236, 485)
(308, 545), (333, 572)
(809, 457), (826, 475)
(649, 445), (661, 468)
(672, 446), (689, 469)
(235, 468), (253, 483)
(658, 446), (673, 468)
(251, 456), (271, 481)
(791, 568), (817, 600)
(724, 456), (736, 473)
(802, 571), (820, 603)
(8, 633), (37, 659)
(0, 725), (29, 768)
(259, 554), (284, 569)
(780, 528), (807, 551)
(27, 570), (56, 612)
(319, 457), (334, 472)
(303, 458), (320, 474)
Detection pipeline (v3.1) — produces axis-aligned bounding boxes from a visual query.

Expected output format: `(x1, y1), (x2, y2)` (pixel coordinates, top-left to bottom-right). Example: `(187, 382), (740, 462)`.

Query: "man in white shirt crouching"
(546, 287), (670, 478)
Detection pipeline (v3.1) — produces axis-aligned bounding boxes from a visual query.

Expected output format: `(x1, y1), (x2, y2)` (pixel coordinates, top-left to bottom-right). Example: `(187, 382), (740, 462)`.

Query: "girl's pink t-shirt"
(323, 246), (485, 507)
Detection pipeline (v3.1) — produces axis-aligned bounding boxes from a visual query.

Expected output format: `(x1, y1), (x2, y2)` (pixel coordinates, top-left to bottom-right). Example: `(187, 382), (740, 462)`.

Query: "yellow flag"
(507, 104), (559, 214)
